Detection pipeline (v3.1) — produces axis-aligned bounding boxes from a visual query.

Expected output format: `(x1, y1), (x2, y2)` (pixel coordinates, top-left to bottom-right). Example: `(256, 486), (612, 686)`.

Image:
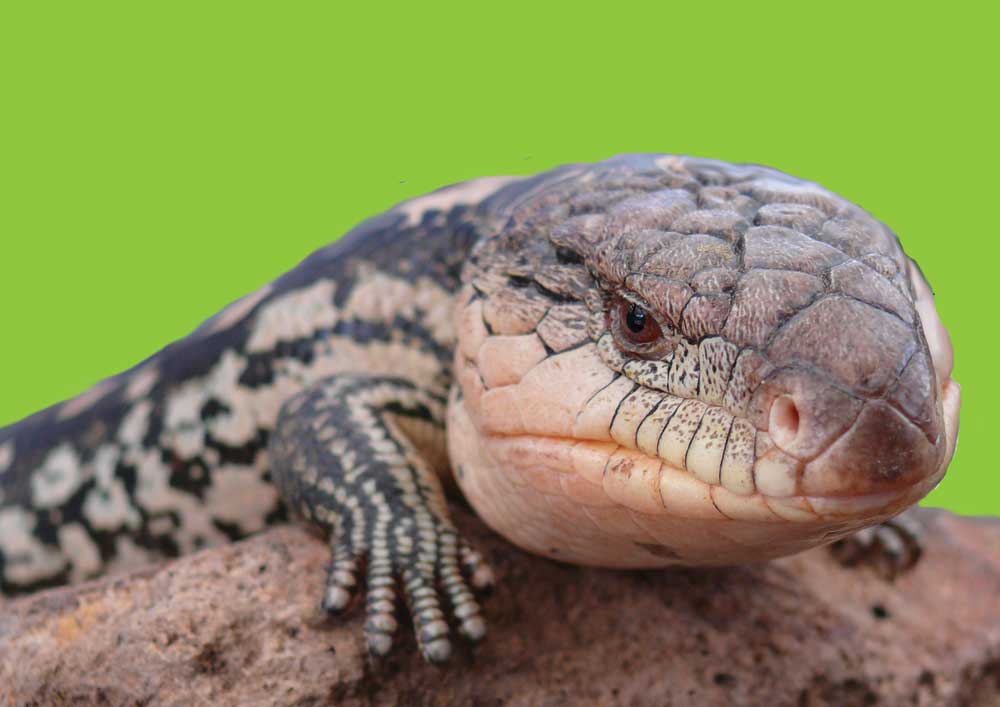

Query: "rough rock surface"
(1, 507), (999, 706)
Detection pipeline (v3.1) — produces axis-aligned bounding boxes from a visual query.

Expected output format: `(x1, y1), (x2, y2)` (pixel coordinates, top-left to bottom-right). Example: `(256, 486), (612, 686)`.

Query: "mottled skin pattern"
(0, 155), (960, 663)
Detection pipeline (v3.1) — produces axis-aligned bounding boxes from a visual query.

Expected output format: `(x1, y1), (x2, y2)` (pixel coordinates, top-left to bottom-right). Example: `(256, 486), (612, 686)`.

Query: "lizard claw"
(830, 511), (924, 578)
(363, 552), (399, 657)
(459, 540), (495, 594)
(399, 527), (491, 663)
(322, 540), (363, 612)
(320, 523), (492, 663)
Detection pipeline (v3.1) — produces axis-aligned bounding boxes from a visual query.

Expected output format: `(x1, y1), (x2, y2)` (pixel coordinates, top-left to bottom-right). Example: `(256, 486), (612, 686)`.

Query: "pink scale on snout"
(572, 376), (636, 442)
(600, 449), (664, 514)
(764, 496), (817, 522)
(488, 435), (573, 497)
(658, 464), (726, 520)
(570, 441), (619, 485)
(456, 356), (486, 418)
(456, 297), (488, 361)
(627, 513), (762, 565)
(478, 387), (526, 435)
(513, 464), (566, 497)
(709, 486), (781, 522)
(753, 448), (800, 497)
(578, 505), (661, 545)
(477, 334), (548, 389)
(558, 471), (616, 508)
(504, 345), (617, 439)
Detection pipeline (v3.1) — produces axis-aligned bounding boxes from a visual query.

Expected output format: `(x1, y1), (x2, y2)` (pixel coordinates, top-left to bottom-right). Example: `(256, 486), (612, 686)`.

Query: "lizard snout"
(749, 254), (961, 502)
(799, 396), (948, 497)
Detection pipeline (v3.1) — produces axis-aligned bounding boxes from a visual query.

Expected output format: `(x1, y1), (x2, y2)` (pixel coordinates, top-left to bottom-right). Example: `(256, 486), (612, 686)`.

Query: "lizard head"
(449, 155), (960, 567)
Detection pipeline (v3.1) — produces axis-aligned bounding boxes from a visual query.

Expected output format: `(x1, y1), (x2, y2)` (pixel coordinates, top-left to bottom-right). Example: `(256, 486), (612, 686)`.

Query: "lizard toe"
(440, 531), (488, 642)
(830, 510), (924, 578)
(402, 565), (455, 664)
(321, 540), (364, 613)
(363, 553), (399, 657)
(459, 540), (495, 593)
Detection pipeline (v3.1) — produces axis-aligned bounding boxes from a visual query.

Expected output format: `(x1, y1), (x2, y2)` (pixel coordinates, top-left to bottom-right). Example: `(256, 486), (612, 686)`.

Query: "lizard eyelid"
(607, 293), (674, 359)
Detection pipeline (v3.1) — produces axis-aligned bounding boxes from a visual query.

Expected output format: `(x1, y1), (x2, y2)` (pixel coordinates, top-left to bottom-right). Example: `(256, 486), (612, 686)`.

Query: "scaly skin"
(0, 154), (960, 663)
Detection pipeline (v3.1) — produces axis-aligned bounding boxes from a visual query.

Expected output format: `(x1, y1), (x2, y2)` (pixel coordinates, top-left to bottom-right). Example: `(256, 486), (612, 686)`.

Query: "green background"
(1, 3), (995, 514)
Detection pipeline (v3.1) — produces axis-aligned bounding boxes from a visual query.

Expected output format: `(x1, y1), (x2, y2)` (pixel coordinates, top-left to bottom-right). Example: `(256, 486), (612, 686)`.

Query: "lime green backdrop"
(1, 3), (995, 514)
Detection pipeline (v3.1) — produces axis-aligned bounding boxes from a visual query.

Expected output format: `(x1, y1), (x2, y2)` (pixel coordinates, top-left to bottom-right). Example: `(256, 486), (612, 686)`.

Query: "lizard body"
(0, 154), (960, 662)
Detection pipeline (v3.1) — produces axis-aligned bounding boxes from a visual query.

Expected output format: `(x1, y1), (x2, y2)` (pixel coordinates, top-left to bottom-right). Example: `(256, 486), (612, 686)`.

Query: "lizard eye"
(624, 302), (653, 337)
(611, 295), (667, 351)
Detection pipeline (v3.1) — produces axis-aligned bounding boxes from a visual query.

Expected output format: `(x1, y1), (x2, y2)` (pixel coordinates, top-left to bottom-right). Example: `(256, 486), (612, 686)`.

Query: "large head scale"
(449, 154), (960, 566)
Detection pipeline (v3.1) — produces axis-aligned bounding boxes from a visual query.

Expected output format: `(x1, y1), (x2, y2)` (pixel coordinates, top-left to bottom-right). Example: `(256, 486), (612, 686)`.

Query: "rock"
(1, 507), (999, 706)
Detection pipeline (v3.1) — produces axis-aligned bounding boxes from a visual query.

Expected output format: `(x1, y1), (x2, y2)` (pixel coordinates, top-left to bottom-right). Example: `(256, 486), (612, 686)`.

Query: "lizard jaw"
(447, 387), (948, 568)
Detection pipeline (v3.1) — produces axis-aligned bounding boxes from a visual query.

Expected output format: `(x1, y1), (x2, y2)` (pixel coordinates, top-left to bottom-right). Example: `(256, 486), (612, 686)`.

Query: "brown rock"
(2, 507), (999, 706)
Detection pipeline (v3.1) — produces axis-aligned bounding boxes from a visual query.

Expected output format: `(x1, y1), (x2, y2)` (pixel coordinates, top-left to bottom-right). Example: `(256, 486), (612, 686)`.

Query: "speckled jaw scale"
(450, 154), (959, 567)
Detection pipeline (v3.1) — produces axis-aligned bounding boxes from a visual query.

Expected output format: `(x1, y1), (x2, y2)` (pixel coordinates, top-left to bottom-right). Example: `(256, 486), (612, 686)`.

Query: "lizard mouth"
(447, 389), (955, 568)
(479, 429), (949, 526)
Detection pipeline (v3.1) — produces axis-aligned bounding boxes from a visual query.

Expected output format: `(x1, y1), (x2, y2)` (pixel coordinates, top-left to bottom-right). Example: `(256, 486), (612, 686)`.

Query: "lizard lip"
(480, 432), (942, 525)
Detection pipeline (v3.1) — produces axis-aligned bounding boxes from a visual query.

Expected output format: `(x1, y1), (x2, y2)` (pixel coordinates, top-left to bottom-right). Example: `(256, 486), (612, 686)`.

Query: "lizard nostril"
(769, 395), (801, 450)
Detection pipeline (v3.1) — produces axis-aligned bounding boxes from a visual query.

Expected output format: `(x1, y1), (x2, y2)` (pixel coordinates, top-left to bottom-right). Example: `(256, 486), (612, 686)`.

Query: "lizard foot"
(321, 521), (494, 664)
(269, 374), (495, 663)
(829, 511), (924, 578)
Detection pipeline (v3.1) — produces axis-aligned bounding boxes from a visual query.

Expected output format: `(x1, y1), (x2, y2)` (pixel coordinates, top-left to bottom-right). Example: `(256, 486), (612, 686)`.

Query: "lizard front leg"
(268, 374), (492, 663)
